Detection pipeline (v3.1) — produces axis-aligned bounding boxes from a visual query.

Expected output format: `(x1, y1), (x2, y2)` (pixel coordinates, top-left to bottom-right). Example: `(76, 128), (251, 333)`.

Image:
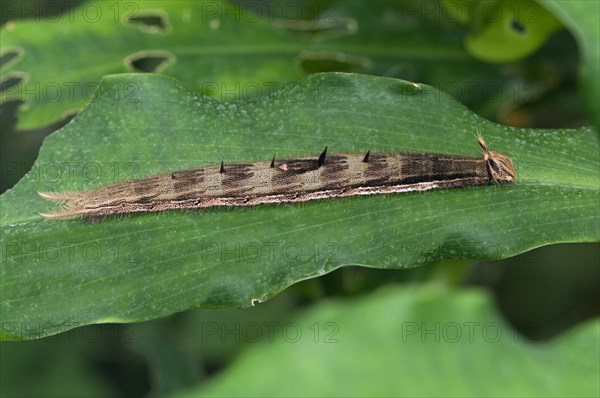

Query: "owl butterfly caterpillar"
(38, 136), (515, 222)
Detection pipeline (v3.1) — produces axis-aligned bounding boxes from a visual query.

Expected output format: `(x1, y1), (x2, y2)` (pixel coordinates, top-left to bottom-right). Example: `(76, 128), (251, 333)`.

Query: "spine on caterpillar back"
(37, 137), (515, 221)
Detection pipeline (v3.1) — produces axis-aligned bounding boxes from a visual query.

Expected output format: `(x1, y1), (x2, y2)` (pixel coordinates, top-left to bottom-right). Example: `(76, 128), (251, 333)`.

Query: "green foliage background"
(1, 0), (598, 397)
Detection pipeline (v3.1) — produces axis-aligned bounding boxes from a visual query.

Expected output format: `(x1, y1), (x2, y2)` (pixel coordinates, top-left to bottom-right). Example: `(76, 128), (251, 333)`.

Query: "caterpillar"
(38, 136), (515, 222)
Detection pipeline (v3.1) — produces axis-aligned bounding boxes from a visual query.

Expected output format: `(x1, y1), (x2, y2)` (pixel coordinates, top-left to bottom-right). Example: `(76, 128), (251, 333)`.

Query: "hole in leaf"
(297, 51), (371, 74)
(126, 11), (170, 33)
(0, 48), (23, 70)
(511, 18), (526, 34)
(126, 51), (175, 73)
(0, 73), (25, 93)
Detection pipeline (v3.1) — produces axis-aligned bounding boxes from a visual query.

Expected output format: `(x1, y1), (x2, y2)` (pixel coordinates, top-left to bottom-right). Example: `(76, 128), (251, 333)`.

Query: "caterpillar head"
(477, 136), (516, 183)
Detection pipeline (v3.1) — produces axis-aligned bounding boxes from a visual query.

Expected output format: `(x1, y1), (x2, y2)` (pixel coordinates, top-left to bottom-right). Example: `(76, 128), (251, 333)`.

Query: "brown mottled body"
(38, 137), (515, 221)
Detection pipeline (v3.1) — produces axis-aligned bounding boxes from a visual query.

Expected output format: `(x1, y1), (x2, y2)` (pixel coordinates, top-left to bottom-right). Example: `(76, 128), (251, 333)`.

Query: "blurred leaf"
(0, 324), (142, 397)
(130, 323), (203, 397)
(540, 0), (600, 128)
(174, 286), (600, 397)
(0, 0), (84, 26)
(450, 0), (562, 62)
(470, 242), (600, 339)
(1, 73), (598, 340)
(2, 0), (513, 129)
(127, 291), (299, 396)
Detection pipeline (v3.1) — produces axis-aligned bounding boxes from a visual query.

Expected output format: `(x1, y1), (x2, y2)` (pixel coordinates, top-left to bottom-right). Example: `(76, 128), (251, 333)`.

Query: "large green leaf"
(540, 0), (600, 128)
(0, 0), (508, 129)
(1, 73), (598, 340)
(174, 286), (600, 397)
